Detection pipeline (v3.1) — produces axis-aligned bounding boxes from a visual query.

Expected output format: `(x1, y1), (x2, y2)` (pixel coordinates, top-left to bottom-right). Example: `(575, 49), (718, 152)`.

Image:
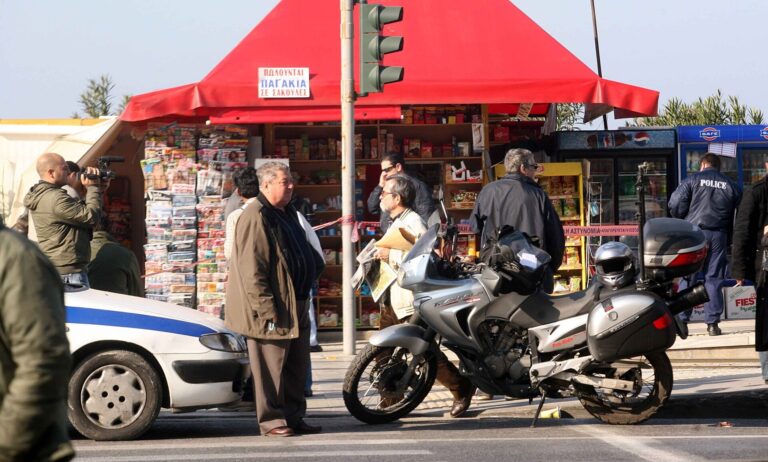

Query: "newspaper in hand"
(351, 239), (378, 291)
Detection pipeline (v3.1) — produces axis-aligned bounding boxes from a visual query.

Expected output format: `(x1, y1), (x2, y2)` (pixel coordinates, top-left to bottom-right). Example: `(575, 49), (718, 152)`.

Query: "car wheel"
(68, 350), (162, 441)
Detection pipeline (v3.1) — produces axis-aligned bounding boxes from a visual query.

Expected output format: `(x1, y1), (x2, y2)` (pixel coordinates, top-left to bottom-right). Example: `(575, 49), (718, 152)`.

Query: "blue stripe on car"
(67, 306), (217, 337)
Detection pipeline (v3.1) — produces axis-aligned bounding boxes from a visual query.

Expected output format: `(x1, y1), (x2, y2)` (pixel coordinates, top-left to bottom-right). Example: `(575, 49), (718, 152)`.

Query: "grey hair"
(386, 174), (415, 208)
(257, 161), (291, 188)
(504, 148), (535, 174)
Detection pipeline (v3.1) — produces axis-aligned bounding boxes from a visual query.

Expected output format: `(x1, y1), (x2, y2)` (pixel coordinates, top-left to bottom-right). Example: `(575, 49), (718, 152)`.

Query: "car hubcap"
(81, 365), (147, 428)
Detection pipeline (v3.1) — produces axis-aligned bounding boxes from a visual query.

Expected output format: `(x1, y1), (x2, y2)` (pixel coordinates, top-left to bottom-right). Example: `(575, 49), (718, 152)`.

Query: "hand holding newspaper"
(374, 225), (416, 251)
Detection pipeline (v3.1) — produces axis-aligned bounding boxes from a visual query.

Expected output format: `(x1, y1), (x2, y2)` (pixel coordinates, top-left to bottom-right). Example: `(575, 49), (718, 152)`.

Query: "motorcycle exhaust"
(667, 282), (709, 316)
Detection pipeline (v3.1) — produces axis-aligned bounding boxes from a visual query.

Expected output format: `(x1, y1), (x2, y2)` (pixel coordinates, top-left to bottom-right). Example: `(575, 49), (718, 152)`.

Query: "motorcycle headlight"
(199, 333), (246, 352)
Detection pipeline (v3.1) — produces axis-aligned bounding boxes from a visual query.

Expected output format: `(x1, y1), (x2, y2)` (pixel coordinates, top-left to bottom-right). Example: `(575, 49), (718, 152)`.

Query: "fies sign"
(724, 285), (757, 319)
(258, 67), (310, 98)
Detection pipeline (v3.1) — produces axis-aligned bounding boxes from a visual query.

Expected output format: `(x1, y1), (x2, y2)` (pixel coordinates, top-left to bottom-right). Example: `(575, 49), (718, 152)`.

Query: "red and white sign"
(724, 285), (757, 319)
(563, 225), (639, 237)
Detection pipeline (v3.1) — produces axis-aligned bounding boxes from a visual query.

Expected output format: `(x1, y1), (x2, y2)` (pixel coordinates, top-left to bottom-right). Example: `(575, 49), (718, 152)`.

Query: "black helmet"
(594, 241), (637, 289)
(481, 228), (551, 295)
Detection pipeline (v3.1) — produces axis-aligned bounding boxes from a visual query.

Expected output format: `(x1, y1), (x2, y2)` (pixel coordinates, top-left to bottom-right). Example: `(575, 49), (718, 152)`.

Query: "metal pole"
(341, 0), (357, 355)
(589, 0), (609, 130)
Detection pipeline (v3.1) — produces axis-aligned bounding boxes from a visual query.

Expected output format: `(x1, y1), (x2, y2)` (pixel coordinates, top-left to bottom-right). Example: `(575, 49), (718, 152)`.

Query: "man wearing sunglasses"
(367, 152), (436, 233)
(470, 148), (565, 293)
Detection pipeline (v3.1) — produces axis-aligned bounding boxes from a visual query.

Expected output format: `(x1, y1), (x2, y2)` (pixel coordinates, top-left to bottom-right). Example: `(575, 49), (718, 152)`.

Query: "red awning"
(122, 0), (658, 123)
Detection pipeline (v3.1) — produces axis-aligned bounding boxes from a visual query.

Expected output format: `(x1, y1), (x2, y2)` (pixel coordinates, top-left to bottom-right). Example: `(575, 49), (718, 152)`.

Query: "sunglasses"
(526, 163), (540, 170)
(381, 165), (396, 173)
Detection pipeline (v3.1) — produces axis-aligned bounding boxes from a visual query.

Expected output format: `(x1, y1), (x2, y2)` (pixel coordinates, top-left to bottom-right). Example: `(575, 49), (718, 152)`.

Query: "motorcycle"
(343, 162), (710, 426)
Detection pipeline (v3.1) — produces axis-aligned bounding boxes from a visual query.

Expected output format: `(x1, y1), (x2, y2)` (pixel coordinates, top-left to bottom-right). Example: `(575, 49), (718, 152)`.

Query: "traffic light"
(359, 2), (404, 95)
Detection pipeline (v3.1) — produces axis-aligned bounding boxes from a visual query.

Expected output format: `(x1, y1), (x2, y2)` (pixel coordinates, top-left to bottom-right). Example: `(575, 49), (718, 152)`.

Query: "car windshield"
(402, 224), (439, 263)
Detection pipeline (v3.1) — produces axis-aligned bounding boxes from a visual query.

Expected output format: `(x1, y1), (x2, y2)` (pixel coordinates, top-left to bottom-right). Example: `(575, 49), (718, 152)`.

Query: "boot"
(707, 323), (722, 336)
(449, 381), (475, 418)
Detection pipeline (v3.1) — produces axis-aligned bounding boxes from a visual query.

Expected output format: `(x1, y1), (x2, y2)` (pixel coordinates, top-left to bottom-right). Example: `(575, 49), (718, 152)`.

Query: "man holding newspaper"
(366, 174), (475, 418)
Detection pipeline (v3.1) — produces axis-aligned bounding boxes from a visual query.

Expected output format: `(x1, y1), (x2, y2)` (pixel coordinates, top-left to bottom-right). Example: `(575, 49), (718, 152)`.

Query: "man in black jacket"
(470, 148), (565, 293)
(367, 152), (435, 233)
(669, 153), (741, 335)
(730, 164), (768, 384)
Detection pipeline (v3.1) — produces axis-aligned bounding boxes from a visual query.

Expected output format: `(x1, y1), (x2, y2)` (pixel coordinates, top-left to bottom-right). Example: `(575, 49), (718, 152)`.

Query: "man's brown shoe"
(449, 394), (473, 418)
(292, 420), (322, 435)
(264, 426), (294, 437)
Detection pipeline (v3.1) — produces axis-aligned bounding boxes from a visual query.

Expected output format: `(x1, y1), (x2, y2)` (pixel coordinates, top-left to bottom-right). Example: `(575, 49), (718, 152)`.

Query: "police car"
(65, 289), (249, 441)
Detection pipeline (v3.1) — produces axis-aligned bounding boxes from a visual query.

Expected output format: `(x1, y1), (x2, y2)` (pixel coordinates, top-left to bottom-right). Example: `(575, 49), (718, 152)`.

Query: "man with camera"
(24, 152), (103, 289)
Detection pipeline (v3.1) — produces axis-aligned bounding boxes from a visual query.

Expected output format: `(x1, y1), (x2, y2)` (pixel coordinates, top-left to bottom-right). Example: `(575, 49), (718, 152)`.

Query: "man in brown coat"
(225, 161), (325, 437)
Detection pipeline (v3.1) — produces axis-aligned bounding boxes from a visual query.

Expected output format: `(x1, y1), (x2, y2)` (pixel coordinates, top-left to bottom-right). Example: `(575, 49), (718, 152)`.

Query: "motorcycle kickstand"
(530, 391), (548, 428)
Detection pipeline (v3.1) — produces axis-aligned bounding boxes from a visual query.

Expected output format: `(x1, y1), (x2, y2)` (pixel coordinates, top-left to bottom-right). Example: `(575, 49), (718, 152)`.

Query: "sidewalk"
(305, 318), (767, 420)
(669, 318), (758, 365)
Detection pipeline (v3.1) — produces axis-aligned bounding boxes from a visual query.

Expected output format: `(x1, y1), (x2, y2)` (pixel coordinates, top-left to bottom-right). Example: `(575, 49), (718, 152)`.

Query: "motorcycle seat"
(507, 284), (603, 329)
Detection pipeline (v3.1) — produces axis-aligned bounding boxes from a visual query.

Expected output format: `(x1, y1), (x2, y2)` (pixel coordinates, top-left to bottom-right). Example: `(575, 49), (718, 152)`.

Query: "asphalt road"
(72, 411), (768, 462)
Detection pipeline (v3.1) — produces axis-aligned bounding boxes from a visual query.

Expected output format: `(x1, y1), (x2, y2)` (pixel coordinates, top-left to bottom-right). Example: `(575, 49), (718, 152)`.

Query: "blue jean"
(679, 230), (728, 324)
(760, 351), (768, 381)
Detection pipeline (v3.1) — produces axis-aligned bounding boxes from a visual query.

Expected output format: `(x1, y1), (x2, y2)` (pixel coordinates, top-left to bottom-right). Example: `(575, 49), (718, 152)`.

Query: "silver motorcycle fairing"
(528, 313), (588, 353)
(418, 276), (494, 351)
(369, 323), (431, 356)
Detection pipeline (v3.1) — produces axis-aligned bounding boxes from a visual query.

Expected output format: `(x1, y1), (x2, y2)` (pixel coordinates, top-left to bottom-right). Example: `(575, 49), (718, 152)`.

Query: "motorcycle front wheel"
(578, 352), (673, 425)
(343, 343), (437, 424)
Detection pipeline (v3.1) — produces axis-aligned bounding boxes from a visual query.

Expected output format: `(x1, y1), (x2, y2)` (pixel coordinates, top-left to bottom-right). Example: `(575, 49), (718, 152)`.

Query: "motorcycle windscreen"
(403, 224), (439, 263)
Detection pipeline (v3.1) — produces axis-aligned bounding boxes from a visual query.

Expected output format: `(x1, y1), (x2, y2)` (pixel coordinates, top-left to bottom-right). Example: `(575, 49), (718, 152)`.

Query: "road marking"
(74, 450), (432, 461)
(73, 434), (768, 452)
(571, 425), (705, 462)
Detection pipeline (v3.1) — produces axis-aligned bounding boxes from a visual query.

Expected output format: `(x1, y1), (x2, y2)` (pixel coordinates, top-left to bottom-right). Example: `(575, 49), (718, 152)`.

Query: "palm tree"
(78, 74), (115, 118)
(631, 90), (764, 127)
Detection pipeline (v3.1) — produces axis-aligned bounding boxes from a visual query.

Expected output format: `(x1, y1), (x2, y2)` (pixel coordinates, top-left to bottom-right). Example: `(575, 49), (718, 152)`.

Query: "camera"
(80, 156), (124, 182)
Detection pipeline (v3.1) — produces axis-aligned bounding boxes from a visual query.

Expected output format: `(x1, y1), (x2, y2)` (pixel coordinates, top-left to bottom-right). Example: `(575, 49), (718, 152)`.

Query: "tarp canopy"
(6, 118), (122, 226)
(122, 0), (658, 124)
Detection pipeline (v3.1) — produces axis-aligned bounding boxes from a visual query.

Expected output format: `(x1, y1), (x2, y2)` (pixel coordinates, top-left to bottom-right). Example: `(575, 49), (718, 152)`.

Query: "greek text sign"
(258, 67), (310, 98)
(563, 225), (639, 237)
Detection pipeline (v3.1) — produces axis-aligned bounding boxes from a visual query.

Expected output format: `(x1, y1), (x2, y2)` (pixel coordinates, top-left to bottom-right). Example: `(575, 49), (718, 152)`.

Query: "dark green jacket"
(0, 221), (74, 462)
(23, 181), (101, 274)
(88, 231), (143, 297)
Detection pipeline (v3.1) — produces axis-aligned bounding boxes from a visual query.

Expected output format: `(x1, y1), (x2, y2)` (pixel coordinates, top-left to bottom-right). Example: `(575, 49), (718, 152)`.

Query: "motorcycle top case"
(643, 218), (706, 282)
(587, 291), (676, 362)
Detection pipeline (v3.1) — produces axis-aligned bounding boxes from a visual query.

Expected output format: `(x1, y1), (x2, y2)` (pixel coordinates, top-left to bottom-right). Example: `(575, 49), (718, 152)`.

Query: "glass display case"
(678, 125), (768, 190)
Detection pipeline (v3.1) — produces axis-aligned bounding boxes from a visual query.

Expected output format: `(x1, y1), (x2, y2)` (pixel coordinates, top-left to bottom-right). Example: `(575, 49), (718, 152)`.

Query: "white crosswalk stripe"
(75, 449), (432, 461)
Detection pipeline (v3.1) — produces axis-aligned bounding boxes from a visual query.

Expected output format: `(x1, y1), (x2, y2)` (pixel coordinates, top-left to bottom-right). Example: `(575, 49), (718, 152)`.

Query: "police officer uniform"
(669, 164), (741, 333)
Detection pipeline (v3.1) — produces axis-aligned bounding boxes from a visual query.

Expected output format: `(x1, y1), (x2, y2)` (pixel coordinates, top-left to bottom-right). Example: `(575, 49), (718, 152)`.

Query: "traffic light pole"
(341, 0), (357, 355)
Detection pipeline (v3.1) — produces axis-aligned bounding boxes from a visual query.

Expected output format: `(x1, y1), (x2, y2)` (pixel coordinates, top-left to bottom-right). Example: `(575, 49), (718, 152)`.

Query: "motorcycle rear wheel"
(343, 343), (437, 424)
(578, 352), (673, 425)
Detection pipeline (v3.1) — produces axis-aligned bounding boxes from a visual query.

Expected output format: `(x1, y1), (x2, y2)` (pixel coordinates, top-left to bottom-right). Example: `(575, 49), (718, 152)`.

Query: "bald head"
(36, 152), (69, 186)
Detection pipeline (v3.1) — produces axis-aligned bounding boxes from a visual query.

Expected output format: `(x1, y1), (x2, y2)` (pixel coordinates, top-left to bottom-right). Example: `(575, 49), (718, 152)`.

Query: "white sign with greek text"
(258, 67), (310, 98)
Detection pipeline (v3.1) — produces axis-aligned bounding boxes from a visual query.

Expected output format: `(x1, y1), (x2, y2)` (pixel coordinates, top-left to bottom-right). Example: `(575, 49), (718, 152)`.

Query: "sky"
(1, 0), (766, 128)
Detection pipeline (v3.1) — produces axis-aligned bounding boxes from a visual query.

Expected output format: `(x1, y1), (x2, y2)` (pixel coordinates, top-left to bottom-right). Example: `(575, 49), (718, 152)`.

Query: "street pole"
(589, 0), (609, 130)
(340, 0), (357, 355)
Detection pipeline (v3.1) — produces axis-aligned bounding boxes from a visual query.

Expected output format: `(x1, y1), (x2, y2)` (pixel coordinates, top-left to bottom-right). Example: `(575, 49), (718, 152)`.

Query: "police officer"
(669, 153), (741, 335)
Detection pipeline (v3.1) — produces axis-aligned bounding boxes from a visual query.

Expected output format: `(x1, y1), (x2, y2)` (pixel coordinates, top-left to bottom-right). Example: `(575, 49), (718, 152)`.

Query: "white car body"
(66, 289), (249, 411)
